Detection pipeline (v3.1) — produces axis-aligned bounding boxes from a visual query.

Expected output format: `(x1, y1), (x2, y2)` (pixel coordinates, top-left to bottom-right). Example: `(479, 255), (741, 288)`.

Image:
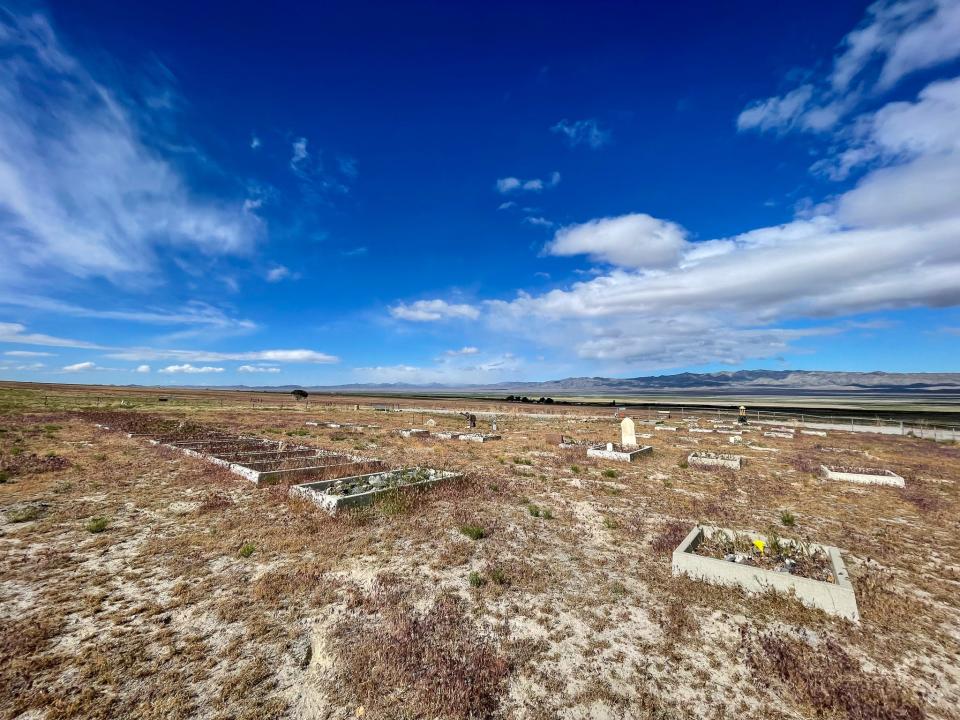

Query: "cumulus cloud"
(389, 299), (480, 322)
(158, 364), (224, 374)
(738, 0), (960, 134)
(473, 42), (960, 367)
(0, 10), (261, 289)
(546, 213), (690, 269)
(135, 365), (150, 373)
(445, 346), (479, 356)
(551, 118), (611, 148)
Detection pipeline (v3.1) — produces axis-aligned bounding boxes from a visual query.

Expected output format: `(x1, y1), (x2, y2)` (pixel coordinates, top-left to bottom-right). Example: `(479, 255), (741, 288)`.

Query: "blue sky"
(1, 0), (959, 386)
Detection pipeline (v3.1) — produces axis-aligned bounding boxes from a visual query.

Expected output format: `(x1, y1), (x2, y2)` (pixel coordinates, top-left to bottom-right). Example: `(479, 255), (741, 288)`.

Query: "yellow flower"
(356, 707), (365, 718)
(753, 539), (766, 554)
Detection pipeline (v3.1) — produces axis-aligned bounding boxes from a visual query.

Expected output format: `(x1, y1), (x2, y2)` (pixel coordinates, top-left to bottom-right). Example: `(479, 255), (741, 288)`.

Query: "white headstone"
(425, 419), (436, 427)
(620, 417), (637, 447)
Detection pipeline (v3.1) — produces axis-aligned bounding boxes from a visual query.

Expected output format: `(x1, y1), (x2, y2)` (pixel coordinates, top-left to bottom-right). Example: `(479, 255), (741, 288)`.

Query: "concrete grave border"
(290, 467), (462, 514)
(820, 465), (905, 487)
(587, 444), (653, 463)
(688, 452), (742, 470)
(672, 525), (859, 621)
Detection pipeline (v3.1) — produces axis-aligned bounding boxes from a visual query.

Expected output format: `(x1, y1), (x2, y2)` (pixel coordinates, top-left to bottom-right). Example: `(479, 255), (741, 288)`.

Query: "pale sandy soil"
(1, 393), (959, 719)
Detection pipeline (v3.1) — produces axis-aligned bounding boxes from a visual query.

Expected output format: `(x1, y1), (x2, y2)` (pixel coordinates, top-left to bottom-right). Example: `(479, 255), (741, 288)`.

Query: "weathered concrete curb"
(587, 444), (652, 463)
(672, 525), (859, 621)
(821, 465), (905, 487)
(290, 468), (461, 513)
(688, 452), (742, 470)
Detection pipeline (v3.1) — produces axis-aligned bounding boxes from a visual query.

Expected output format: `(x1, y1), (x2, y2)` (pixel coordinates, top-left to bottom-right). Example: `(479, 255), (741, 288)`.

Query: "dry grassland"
(1, 389), (959, 719)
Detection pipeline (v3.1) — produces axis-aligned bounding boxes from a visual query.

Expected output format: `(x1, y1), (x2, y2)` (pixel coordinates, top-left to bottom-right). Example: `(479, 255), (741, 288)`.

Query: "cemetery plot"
(290, 467), (462, 513)
(458, 433), (501, 442)
(672, 525), (859, 621)
(688, 451), (743, 470)
(396, 428), (430, 438)
(820, 465), (905, 487)
(587, 443), (652, 462)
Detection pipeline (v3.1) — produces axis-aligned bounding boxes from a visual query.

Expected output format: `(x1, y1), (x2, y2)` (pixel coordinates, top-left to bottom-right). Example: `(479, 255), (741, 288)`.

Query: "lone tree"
(291, 389), (309, 401)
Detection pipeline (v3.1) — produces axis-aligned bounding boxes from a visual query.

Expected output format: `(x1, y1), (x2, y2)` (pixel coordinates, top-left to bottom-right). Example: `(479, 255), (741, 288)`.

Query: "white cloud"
(0, 10), (261, 289)
(738, 0), (960, 135)
(551, 118), (611, 148)
(445, 346), (479, 356)
(354, 352), (521, 384)
(266, 265), (292, 282)
(0, 323), (104, 349)
(5, 350), (53, 357)
(495, 172), (560, 194)
(498, 201), (517, 210)
(238, 364), (281, 373)
(524, 216), (554, 228)
(472, 62), (960, 367)
(290, 137), (309, 169)
(158, 364), (224, 374)
(389, 299), (480, 322)
(0, 322), (338, 364)
(0, 296), (257, 332)
(546, 213), (689, 269)
(250, 134), (261, 149)
(107, 348), (339, 363)
(135, 364), (150, 373)
(63, 361), (100, 372)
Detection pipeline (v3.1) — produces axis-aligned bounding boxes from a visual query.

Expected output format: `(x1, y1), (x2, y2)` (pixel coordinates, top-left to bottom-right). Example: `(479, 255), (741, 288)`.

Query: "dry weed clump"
(0, 452), (71, 476)
(741, 629), (925, 720)
(650, 520), (690, 556)
(331, 576), (511, 719)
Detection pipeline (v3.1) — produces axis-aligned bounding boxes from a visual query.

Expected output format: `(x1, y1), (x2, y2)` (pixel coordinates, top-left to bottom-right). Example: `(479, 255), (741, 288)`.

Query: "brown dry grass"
(1, 392), (959, 719)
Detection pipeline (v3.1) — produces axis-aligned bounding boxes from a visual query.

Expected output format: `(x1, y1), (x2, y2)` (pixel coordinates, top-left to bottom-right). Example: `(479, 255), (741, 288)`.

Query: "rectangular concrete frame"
(587, 444), (653, 463)
(688, 452), (742, 470)
(398, 428), (430, 438)
(802, 430), (828, 437)
(672, 525), (859, 621)
(689, 428), (714, 433)
(654, 426), (677, 432)
(213, 448), (318, 462)
(290, 468), (462, 514)
(820, 465), (905, 487)
(764, 432), (795, 439)
(434, 431), (463, 440)
(458, 433), (502, 442)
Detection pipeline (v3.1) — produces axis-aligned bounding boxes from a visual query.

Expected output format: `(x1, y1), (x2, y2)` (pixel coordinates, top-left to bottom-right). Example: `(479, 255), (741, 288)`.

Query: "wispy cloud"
(444, 346), (479, 356)
(4, 350), (54, 357)
(737, 0), (960, 134)
(63, 361), (107, 372)
(158, 364), (224, 374)
(0, 10), (261, 290)
(495, 172), (561, 194)
(389, 299), (480, 322)
(0, 322), (339, 363)
(551, 119), (611, 149)
(0, 296), (257, 332)
(238, 364), (281, 373)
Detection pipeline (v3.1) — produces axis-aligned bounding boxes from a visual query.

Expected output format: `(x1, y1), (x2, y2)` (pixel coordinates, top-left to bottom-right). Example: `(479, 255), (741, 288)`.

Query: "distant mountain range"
(165, 370), (960, 396)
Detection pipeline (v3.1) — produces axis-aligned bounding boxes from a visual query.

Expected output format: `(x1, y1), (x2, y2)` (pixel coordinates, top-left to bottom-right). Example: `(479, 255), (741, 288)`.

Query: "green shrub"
(780, 510), (796, 527)
(9, 506), (40, 523)
(602, 469), (618, 478)
(0, 470), (10, 484)
(86, 516), (108, 533)
(570, 465), (581, 474)
(678, 459), (688, 469)
(239, 542), (256, 558)
(468, 571), (486, 588)
(460, 524), (486, 541)
(489, 567), (509, 586)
